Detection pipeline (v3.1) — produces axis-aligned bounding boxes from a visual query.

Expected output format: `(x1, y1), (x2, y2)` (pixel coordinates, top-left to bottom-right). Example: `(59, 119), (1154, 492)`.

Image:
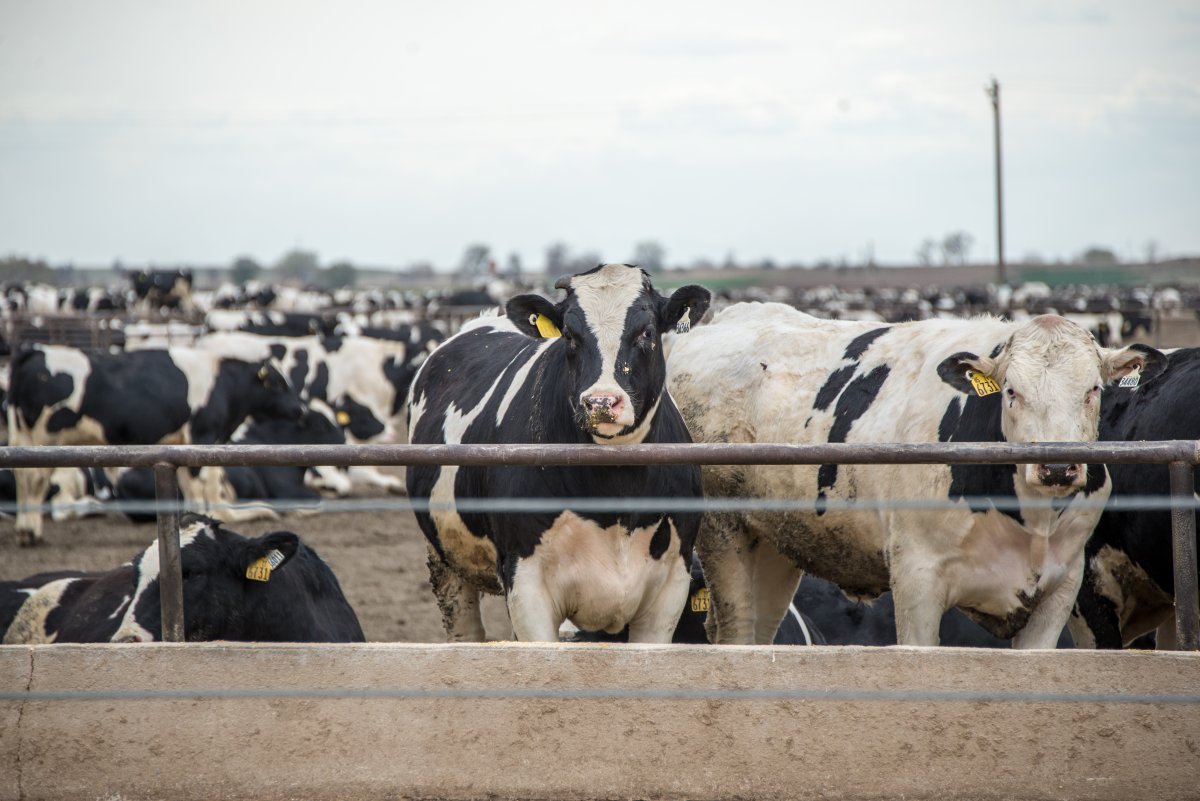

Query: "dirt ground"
(0, 467), (514, 642)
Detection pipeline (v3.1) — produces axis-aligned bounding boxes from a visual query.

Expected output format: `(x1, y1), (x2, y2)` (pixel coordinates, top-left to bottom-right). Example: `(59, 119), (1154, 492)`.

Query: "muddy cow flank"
(668, 304), (1163, 647)
(407, 263), (710, 642)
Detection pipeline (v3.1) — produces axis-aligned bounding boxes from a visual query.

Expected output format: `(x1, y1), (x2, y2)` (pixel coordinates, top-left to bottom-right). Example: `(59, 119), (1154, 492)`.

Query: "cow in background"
(131, 268), (194, 314)
(6, 344), (302, 544)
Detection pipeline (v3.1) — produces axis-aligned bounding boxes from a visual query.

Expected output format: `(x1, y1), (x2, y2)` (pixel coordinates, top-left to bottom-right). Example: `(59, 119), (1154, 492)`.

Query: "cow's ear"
(1101, 343), (1166, 386)
(243, 531), (300, 578)
(936, 351), (1000, 395)
(506, 295), (563, 339)
(659, 285), (711, 334)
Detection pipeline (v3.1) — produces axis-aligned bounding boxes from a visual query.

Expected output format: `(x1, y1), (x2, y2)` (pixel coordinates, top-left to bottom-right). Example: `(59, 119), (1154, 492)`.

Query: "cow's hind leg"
(752, 538), (803, 645)
(627, 556), (692, 644)
(695, 512), (759, 645)
(14, 467), (52, 546)
(427, 545), (486, 642)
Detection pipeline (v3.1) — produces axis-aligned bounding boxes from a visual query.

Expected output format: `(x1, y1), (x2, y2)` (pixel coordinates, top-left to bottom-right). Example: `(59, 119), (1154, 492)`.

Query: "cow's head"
(246, 358), (305, 422)
(506, 263), (710, 443)
(112, 515), (302, 642)
(938, 314), (1165, 492)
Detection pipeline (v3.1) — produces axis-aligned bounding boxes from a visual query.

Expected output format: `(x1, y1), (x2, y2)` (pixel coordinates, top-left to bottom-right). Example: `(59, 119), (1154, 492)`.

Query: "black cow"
(1072, 347), (1200, 648)
(3, 516), (364, 643)
(111, 515), (364, 643)
(408, 263), (711, 642)
(6, 344), (302, 544)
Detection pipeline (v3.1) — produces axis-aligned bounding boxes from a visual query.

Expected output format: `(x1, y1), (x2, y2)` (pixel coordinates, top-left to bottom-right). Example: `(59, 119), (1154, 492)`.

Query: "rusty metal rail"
(2, 440), (1197, 650)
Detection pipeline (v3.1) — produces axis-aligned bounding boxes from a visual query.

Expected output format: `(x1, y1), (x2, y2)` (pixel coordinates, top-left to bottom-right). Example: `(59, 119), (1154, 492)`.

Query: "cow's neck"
(210, 361), (261, 442)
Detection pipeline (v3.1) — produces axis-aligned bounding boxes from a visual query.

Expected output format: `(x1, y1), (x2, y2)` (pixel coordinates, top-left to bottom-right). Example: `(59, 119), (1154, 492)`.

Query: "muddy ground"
(0, 467), (514, 642)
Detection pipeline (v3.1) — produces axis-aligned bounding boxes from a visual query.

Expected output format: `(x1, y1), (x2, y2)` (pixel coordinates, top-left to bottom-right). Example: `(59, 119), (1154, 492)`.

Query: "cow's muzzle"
(583, 394), (624, 427)
(1034, 463), (1083, 488)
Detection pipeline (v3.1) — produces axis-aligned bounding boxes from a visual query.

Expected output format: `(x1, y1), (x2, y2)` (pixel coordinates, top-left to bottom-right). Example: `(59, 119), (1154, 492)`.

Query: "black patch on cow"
(309, 362), (330, 401)
(269, 344), (286, 360)
(940, 391), (1022, 524)
(289, 349), (310, 392)
(816, 365), (890, 514)
(46, 407), (82, 433)
(322, 335), (343, 352)
(649, 518), (671, 559)
(937, 397), (962, 442)
(383, 357), (411, 417)
(10, 349), (76, 428)
(335, 396), (386, 441)
(842, 328), (889, 361)
(814, 365), (856, 412)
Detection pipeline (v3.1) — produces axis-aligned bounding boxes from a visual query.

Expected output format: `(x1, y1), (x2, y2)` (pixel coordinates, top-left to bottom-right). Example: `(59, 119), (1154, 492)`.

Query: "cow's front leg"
(753, 537), (803, 645)
(627, 555), (692, 644)
(427, 544), (486, 642)
(695, 512), (758, 644)
(1014, 554), (1084, 649)
(889, 554), (948, 647)
(14, 467), (52, 546)
(505, 556), (563, 643)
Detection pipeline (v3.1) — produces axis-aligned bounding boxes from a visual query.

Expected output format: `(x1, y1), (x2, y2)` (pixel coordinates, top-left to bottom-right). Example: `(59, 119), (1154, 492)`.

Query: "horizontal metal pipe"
(0, 441), (1197, 469)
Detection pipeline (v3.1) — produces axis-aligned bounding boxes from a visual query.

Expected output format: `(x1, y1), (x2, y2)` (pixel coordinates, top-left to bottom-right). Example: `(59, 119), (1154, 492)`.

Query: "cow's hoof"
(16, 529), (41, 547)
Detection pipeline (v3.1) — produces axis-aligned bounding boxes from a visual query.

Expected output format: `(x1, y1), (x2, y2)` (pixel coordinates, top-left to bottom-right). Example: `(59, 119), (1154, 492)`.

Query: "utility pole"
(986, 77), (1007, 285)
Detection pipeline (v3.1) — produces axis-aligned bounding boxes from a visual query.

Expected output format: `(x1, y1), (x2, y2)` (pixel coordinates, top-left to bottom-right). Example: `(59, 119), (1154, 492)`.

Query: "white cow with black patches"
(407, 263), (711, 642)
(668, 303), (1165, 648)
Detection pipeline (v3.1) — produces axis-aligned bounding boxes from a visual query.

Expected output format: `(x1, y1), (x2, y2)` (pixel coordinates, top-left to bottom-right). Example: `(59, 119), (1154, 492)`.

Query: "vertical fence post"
(153, 462), (186, 642)
(1169, 460), (1199, 650)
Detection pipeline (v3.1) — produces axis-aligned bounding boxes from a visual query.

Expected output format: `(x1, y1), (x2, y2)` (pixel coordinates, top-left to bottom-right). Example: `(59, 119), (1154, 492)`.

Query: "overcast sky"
(1, 0), (1197, 270)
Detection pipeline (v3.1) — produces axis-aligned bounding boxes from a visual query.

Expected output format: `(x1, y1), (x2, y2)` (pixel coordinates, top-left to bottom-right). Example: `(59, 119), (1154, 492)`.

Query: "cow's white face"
(940, 315), (1164, 493)
(506, 264), (711, 444)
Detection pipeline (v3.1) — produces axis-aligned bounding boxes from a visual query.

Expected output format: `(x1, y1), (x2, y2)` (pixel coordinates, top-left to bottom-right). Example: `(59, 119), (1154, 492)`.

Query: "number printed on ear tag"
(1119, 371), (1141, 389)
(967, 370), (1001, 397)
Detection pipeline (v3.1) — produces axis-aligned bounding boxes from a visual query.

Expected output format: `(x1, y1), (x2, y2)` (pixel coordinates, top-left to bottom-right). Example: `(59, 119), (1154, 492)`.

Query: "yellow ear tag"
(533, 314), (561, 339)
(245, 549), (285, 582)
(966, 370), (1001, 397)
(335, 410), (351, 426)
(257, 366), (268, 381)
(690, 587), (710, 613)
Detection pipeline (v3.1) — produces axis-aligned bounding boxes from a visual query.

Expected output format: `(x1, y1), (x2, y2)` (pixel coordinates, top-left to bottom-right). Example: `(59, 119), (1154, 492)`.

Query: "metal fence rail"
(2, 440), (1197, 649)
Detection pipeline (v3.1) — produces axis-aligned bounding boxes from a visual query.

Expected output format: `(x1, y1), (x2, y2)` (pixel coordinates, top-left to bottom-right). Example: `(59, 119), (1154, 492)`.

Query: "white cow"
(668, 304), (1164, 647)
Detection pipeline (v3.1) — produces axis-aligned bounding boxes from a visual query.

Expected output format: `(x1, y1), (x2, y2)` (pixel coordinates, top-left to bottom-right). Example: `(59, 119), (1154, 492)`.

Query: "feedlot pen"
(1, 441), (1199, 801)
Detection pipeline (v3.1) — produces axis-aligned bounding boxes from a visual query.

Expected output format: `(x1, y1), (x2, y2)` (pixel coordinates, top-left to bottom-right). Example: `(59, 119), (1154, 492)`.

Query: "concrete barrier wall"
(1, 643), (1198, 801)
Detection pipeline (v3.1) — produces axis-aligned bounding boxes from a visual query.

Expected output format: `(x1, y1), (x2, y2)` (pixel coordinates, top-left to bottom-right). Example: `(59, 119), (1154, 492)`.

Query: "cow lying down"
(2, 515), (364, 643)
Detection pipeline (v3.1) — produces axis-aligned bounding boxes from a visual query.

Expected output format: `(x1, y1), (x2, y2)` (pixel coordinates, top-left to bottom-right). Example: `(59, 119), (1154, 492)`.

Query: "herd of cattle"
(1, 265), (1197, 654)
